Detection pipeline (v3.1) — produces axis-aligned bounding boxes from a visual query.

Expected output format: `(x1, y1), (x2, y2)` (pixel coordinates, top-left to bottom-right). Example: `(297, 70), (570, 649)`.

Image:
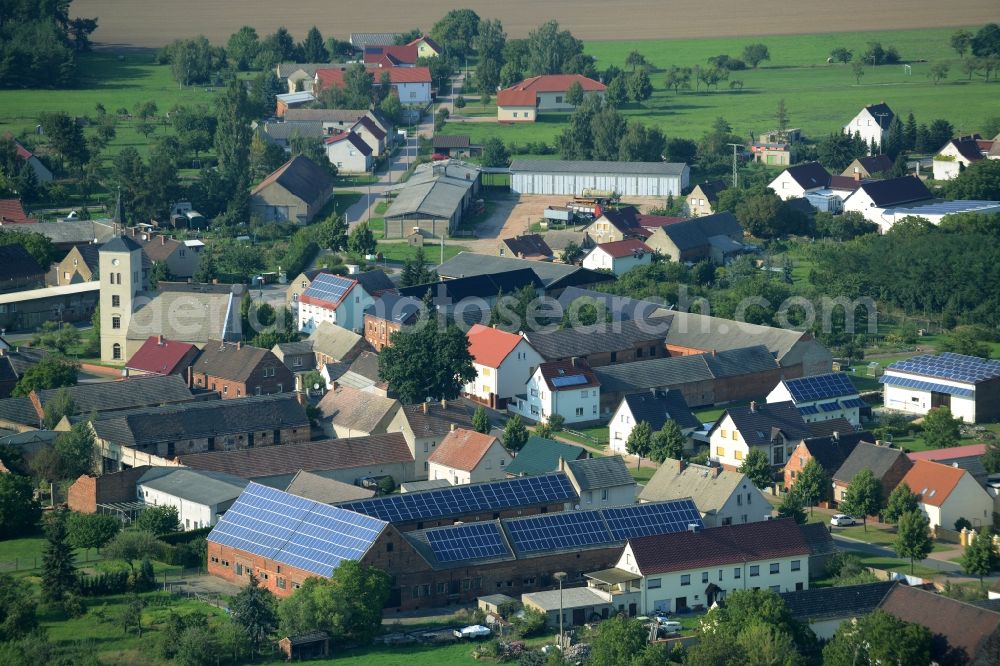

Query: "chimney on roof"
(854, 170), (861, 182)
(157, 335), (164, 345)
(160, 235), (165, 245)
(875, 439), (884, 447)
(832, 431), (839, 441)
(558, 457), (565, 472)
(450, 423), (455, 432)
(440, 398), (447, 409)
(750, 401), (758, 413)
(236, 341), (242, 351)
(953, 462), (959, 468)
(422, 401), (429, 414)
(212, 279), (219, 285)
(677, 458), (686, 473)
(571, 356), (579, 367)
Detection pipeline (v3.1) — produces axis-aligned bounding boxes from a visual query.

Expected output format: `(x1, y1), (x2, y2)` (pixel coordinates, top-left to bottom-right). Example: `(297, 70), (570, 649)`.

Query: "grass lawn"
(336, 173), (379, 187)
(376, 242), (468, 264)
(319, 642), (481, 665)
(0, 534), (46, 569)
(835, 524), (897, 547)
(439, 26), (998, 156)
(853, 553), (938, 579)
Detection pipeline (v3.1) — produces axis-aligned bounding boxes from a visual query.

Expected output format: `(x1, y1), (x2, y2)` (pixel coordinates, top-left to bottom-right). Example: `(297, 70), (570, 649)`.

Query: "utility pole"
(726, 143), (742, 188)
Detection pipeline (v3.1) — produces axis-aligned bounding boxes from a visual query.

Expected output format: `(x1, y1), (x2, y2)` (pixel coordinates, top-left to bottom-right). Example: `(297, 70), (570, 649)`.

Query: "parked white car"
(454, 625), (491, 639)
(830, 514), (856, 527)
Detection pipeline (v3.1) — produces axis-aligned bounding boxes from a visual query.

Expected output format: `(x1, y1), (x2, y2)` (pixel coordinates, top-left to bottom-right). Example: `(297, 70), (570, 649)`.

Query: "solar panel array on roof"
(799, 405), (819, 416)
(819, 402), (842, 413)
(840, 398), (867, 409)
(603, 502), (703, 540)
(207, 483), (386, 577)
(303, 273), (355, 306)
(505, 510), (611, 553)
(339, 473), (577, 523)
(426, 522), (508, 562)
(879, 374), (976, 398)
(784, 373), (857, 403)
(889, 352), (1000, 384)
(551, 374), (589, 388)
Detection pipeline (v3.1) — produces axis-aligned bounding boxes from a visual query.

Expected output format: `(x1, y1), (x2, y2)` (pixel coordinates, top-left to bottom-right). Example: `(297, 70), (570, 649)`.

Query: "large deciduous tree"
(893, 509), (932, 574)
(378, 316), (476, 404)
(921, 406), (962, 449)
(840, 468), (882, 531)
(625, 421), (653, 469)
(230, 573), (277, 655)
(739, 449), (773, 489)
(883, 481), (919, 523)
(823, 610), (931, 666)
(0, 473), (41, 538)
(961, 527), (999, 584)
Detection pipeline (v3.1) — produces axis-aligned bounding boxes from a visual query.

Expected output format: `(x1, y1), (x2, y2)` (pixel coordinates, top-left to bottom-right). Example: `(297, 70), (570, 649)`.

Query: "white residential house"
(932, 137), (990, 180)
(709, 401), (811, 470)
(463, 324), (544, 408)
(609, 390), (701, 455)
(581, 239), (652, 276)
(767, 162), (831, 201)
(594, 519), (811, 615)
(324, 131), (372, 174)
(899, 460), (994, 530)
(766, 372), (865, 427)
(297, 270), (393, 334)
(563, 456), (637, 507)
(840, 176), (934, 230)
(508, 359), (600, 426)
(843, 103), (894, 152)
(427, 428), (509, 485)
(350, 117), (387, 156)
(638, 460), (772, 527)
(136, 467), (248, 531)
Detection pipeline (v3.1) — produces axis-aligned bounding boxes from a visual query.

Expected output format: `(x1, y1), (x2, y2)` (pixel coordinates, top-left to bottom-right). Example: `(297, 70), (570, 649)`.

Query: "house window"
(610, 352), (617, 362)
(770, 585), (781, 593)
(576, 407), (583, 416)
(749, 565), (759, 577)
(716, 446), (725, 457)
(112, 343), (121, 360)
(791, 560), (801, 572)
(734, 568), (741, 579)
(701, 572), (709, 583)
(580, 390), (588, 398)
(601, 489), (608, 501)
(555, 96), (563, 104)
(647, 578), (661, 589)
(680, 574), (690, 586)
(770, 563), (779, 574)
(112, 295), (120, 307)
(735, 450), (744, 461)
(649, 346), (657, 356)
(731, 431), (737, 440)
(112, 315), (121, 329)
(737, 494), (743, 506)
(721, 429), (727, 438)
(277, 578), (286, 589)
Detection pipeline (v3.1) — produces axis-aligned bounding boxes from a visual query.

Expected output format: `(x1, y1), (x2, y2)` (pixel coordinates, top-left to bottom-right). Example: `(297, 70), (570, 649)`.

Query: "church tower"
(99, 234), (143, 363)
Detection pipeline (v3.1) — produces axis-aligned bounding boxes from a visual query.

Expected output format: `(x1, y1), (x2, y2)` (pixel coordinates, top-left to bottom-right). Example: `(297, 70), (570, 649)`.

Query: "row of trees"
(0, 0), (97, 88)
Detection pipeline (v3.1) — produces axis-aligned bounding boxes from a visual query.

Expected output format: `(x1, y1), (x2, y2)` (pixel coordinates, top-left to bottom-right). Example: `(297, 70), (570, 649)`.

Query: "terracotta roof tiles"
(428, 428), (500, 471)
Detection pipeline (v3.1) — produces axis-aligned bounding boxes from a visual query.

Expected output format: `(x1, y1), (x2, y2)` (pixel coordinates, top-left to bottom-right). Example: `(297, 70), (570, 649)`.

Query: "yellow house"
(497, 74), (606, 123)
(408, 35), (442, 59)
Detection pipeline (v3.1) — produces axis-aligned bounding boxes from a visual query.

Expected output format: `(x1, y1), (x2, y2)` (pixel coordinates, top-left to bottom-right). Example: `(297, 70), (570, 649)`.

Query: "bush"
(162, 538), (207, 568)
(955, 517), (973, 531)
(79, 570), (129, 596)
(377, 476), (396, 495)
(511, 607), (547, 638)
(454, 95), (466, 109)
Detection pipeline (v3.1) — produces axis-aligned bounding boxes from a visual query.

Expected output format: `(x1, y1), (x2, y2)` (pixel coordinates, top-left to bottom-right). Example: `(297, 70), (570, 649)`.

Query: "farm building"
(384, 160), (481, 239)
(880, 352), (1000, 423)
(509, 160), (689, 197)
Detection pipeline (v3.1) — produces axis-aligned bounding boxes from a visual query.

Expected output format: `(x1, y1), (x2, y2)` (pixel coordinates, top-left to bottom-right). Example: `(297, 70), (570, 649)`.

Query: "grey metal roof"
(833, 442), (910, 484)
(523, 319), (667, 361)
(781, 581), (896, 623)
(510, 160), (687, 176)
(284, 470), (375, 503)
(137, 467), (248, 507)
(263, 121), (324, 142)
(593, 345), (777, 394)
(565, 456), (633, 490)
(436, 252), (614, 290)
(385, 162), (479, 221)
(350, 32), (402, 47)
(523, 586), (611, 612)
(621, 389), (700, 432)
(400, 479), (453, 492)
(8, 221), (114, 245)
(557, 287), (665, 321)
(92, 394), (309, 447)
(655, 310), (819, 365)
(127, 290), (237, 344)
(719, 400), (811, 448)
(307, 322), (366, 361)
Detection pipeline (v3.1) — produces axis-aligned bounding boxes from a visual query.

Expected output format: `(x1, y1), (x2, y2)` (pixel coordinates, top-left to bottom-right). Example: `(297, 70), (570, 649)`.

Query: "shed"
(277, 632), (330, 661)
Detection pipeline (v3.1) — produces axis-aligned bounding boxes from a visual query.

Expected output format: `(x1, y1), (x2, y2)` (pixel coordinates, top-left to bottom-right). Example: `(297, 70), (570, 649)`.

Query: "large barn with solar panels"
(880, 352), (1000, 423)
(766, 372), (866, 427)
(207, 477), (706, 610)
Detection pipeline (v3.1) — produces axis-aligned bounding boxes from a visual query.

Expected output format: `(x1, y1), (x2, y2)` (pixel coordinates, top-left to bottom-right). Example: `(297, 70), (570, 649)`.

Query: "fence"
(0, 549), (102, 572)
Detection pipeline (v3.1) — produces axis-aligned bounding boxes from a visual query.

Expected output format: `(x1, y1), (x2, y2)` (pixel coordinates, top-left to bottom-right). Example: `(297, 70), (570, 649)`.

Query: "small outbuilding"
(277, 632), (330, 661)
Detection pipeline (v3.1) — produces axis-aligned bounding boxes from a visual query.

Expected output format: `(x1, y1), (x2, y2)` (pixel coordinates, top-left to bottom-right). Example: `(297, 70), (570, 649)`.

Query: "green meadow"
(440, 26), (998, 150)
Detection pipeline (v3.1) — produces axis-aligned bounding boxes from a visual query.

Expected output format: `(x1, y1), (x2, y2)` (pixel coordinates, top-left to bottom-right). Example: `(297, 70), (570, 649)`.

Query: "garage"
(510, 160), (690, 197)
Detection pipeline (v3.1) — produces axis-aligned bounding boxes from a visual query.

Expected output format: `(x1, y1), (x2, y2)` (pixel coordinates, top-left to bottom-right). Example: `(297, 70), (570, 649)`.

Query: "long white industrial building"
(509, 160), (689, 197)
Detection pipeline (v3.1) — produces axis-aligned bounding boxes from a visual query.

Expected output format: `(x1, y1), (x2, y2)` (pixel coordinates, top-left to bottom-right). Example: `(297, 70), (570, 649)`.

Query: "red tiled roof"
(382, 66), (431, 84)
(908, 443), (987, 461)
(0, 198), (34, 224)
(315, 67), (346, 89)
(428, 428), (500, 471)
(828, 175), (864, 191)
(628, 518), (810, 575)
(538, 359), (600, 391)
(363, 45), (418, 66)
(467, 324), (525, 368)
(126, 336), (197, 375)
(878, 584), (1000, 664)
(898, 459), (967, 507)
(497, 74), (606, 108)
(594, 239), (651, 259)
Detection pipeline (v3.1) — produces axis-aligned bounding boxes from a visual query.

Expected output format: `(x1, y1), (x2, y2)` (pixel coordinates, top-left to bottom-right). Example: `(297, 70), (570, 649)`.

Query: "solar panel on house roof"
(505, 510), (612, 553)
(207, 483), (386, 577)
(798, 405), (819, 416)
(784, 373), (857, 403)
(339, 473), (577, 523)
(603, 501), (703, 540)
(819, 402), (842, 413)
(880, 374), (976, 398)
(425, 522), (508, 562)
(551, 374), (589, 388)
(303, 274), (355, 306)
(889, 352), (1000, 384)
(840, 397), (867, 409)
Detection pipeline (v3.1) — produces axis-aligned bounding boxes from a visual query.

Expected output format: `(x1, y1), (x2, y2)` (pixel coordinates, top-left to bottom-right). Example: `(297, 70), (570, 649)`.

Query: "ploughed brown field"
(73, 0), (997, 48)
